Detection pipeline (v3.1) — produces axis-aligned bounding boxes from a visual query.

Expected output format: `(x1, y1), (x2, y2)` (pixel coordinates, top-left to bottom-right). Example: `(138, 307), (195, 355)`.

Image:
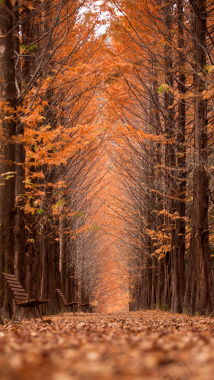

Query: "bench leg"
(36, 305), (43, 322)
(12, 305), (19, 323)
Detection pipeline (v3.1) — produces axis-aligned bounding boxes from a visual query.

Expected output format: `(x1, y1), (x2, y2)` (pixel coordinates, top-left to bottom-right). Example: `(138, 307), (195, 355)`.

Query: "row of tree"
(0, 0), (108, 317)
(105, 0), (214, 314)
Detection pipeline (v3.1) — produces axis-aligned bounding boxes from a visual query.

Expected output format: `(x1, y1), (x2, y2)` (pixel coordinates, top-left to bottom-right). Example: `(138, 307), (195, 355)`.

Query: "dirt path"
(0, 310), (214, 379)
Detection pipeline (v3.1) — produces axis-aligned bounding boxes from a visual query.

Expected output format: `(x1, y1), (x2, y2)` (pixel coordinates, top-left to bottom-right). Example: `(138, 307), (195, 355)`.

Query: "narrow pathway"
(0, 310), (213, 379)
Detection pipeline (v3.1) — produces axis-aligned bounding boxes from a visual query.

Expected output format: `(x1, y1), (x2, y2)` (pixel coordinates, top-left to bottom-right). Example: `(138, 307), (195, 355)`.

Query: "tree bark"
(171, 0), (187, 313)
(14, 0), (27, 287)
(184, 0), (213, 314)
(0, 1), (17, 317)
(164, 0), (175, 311)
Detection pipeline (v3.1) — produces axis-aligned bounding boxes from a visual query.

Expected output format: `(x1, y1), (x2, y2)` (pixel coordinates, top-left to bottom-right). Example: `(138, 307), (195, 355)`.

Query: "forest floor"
(0, 310), (214, 380)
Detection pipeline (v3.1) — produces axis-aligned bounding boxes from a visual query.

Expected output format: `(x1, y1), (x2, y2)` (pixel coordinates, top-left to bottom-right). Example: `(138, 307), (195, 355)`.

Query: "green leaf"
(158, 83), (169, 94)
(21, 44), (37, 53)
(1, 172), (16, 180)
(28, 44), (37, 52)
(36, 208), (45, 214)
(24, 179), (32, 186)
(206, 65), (214, 73)
(77, 211), (84, 217)
(158, 85), (163, 93)
(2, 171), (16, 176)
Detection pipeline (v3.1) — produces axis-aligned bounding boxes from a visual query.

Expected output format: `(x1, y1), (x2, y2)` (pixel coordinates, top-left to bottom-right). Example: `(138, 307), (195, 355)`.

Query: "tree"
(184, 0), (213, 314)
(0, 0), (17, 316)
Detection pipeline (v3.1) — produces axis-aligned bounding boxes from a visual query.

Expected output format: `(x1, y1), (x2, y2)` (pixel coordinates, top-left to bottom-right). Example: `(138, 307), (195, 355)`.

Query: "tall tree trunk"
(164, 1), (175, 311)
(22, 4), (39, 299)
(175, 0), (186, 312)
(171, 0), (187, 313)
(184, 0), (213, 314)
(0, 1), (16, 317)
(14, 0), (27, 287)
(151, 72), (165, 310)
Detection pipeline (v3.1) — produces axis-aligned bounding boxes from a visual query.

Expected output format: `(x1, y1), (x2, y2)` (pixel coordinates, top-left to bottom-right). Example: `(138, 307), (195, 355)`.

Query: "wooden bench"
(56, 289), (79, 313)
(75, 292), (90, 312)
(2, 273), (48, 323)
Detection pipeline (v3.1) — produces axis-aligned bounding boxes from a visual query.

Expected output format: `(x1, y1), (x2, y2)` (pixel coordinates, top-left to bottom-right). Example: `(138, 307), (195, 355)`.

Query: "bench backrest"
(2, 273), (28, 304)
(56, 289), (68, 306)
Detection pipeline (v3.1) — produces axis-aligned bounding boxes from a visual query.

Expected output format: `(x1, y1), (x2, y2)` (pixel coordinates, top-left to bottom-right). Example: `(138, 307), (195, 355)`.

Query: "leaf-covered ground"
(0, 310), (214, 379)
